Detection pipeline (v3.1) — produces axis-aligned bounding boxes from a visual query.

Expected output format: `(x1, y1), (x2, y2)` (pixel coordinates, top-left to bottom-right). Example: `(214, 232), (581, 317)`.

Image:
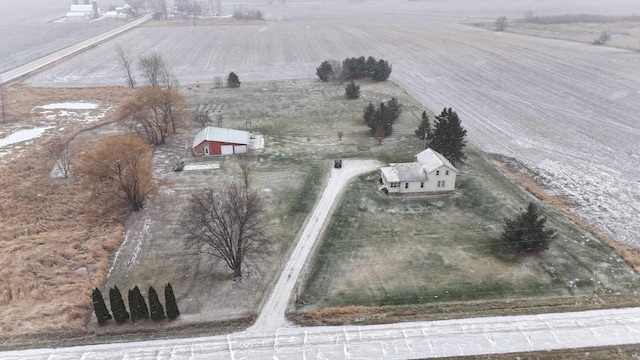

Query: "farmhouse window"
(436, 170), (440, 176)
(420, 182), (424, 188)
(437, 181), (442, 188)
(405, 183), (408, 189)
(442, 180), (446, 188)
(446, 170), (449, 175)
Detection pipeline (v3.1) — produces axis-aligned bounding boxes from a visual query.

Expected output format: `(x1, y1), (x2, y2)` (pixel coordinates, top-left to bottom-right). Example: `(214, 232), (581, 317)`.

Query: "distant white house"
(379, 148), (458, 194)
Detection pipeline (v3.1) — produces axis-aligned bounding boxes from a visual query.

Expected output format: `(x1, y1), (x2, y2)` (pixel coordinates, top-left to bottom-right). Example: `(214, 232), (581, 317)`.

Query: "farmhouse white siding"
(380, 149), (458, 194)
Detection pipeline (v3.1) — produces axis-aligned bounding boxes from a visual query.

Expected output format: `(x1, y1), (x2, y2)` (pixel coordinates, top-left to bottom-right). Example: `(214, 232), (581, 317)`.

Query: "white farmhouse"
(379, 148), (458, 194)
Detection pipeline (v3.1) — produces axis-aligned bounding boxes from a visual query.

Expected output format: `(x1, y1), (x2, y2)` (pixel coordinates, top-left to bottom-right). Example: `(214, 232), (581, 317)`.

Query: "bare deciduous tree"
(213, 76), (223, 88)
(178, 184), (270, 278)
(75, 135), (154, 210)
(138, 52), (177, 88)
(237, 152), (252, 188)
(119, 87), (187, 145)
(115, 44), (136, 89)
(337, 130), (343, 141)
(193, 111), (210, 127)
(49, 140), (71, 178)
(214, 112), (223, 126)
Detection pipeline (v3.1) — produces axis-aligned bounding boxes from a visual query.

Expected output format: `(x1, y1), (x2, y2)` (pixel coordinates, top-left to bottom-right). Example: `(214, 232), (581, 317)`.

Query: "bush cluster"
(315, 56), (392, 82)
(233, 8), (264, 20)
(362, 98), (403, 140)
(92, 283), (180, 325)
(341, 56), (392, 81)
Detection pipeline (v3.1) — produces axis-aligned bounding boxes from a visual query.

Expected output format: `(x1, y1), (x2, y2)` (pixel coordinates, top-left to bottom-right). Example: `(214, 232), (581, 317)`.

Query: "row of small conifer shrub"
(92, 283), (179, 325)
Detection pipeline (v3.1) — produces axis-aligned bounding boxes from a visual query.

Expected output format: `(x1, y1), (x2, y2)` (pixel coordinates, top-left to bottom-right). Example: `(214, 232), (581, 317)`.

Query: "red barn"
(192, 126), (251, 156)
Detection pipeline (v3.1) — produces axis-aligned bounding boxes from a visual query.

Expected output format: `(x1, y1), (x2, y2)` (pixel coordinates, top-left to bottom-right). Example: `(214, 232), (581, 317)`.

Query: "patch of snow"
(0, 127), (53, 148)
(183, 163), (221, 171)
(37, 102), (98, 110)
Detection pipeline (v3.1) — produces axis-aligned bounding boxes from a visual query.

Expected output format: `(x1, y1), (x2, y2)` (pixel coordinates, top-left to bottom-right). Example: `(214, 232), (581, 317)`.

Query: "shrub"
(316, 61), (333, 82)
(501, 202), (557, 254)
(344, 80), (360, 99)
(165, 283), (180, 320)
(148, 286), (166, 321)
(593, 31), (611, 45)
(109, 286), (129, 324)
(227, 72), (241, 88)
(92, 288), (112, 325)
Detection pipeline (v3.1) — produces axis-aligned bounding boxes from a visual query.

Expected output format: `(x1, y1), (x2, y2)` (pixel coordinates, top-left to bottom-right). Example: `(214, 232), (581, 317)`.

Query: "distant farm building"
(66, 1), (100, 21)
(379, 148), (458, 194)
(193, 127), (251, 156)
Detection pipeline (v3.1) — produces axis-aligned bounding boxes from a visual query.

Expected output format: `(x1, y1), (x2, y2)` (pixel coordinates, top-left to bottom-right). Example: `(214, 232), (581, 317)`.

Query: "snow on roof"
(193, 126), (251, 148)
(70, 5), (94, 12)
(381, 163), (428, 183)
(415, 148), (458, 173)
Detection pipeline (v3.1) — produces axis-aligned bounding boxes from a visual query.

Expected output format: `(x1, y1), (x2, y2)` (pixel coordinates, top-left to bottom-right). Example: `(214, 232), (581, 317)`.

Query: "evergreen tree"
(315, 60), (333, 82)
(501, 202), (557, 254)
(128, 289), (139, 322)
(415, 111), (434, 143)
(148, 286), (166, 321)
(165, 283), (180, 320)
(92, 288), (112, 325)
(371, 59), (392, 81)
(430, 107), (468, 166)
(344, 80), (360, 99)
(363, 102), (376, 127)
(227, 72), (241, 88)
(362, 98), (403, 138)
(132, 286), (149, 320)
(365, 56), (377, 77)
(109, 286), (129, 324)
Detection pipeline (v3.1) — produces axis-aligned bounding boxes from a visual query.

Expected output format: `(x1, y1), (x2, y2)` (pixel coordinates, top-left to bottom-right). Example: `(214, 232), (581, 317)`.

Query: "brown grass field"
(0, 85), (134, 337)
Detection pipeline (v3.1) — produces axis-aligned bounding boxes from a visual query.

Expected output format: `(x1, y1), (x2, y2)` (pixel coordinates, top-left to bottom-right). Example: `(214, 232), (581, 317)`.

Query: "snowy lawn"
(102, 79), (430, 328)
(297, 146), (640, 320)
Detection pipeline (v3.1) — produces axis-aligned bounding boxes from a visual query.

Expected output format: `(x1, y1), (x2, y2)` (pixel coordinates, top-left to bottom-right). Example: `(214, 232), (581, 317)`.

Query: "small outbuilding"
(192, 126), (251, 156)
(379, 148), (458, 194)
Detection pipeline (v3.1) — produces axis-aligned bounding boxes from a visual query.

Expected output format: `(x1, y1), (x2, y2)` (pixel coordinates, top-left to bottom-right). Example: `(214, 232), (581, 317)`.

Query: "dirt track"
(250, 159), (381, 331)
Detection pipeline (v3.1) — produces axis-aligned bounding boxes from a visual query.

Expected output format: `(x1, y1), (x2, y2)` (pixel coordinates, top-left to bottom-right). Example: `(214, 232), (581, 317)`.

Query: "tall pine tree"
(109, 286), (129, 324)
(315, 61), (333, 82)
(362, 98), (403, 139)
(148, 286), (166, 321)
(430, 107), (467, 166)
(92, 288), (112, 325)
(415, 111), (433, 142)
(165, 283), (180, 320)
(501, 202), (556, 254)
(128, 289), (140, 322)
(132, 286), (149, 320)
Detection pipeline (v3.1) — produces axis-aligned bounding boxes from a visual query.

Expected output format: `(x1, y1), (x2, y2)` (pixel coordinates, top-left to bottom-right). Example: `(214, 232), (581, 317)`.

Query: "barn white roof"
(192, 126), (251, 148)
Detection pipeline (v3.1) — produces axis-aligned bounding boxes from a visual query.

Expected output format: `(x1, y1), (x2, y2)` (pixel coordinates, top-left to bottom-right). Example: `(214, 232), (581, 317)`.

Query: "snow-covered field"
(0, 0), (124, 73)
(23, 0), (640, 244)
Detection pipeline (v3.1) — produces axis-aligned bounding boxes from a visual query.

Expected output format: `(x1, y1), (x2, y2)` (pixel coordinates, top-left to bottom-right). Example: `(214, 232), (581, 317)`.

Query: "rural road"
(0, 14), (151, 85)
(250, 159), (382, 331)
(5, 307), (640, 359)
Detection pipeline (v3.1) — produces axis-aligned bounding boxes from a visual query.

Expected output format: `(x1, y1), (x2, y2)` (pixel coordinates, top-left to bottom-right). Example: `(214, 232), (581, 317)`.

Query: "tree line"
(316, 56), (392, 82)
(92, 283), (180, 325)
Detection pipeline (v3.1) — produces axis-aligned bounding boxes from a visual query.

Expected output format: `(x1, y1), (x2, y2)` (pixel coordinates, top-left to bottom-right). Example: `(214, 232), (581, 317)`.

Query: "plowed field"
(25, 0), (640, 246)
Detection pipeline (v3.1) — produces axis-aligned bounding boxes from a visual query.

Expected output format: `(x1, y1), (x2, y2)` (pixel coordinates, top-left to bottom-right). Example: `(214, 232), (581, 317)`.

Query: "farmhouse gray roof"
(381, 163), (428, 183)
(415, 148), (458, 173)
(193, 126), (251, 148)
